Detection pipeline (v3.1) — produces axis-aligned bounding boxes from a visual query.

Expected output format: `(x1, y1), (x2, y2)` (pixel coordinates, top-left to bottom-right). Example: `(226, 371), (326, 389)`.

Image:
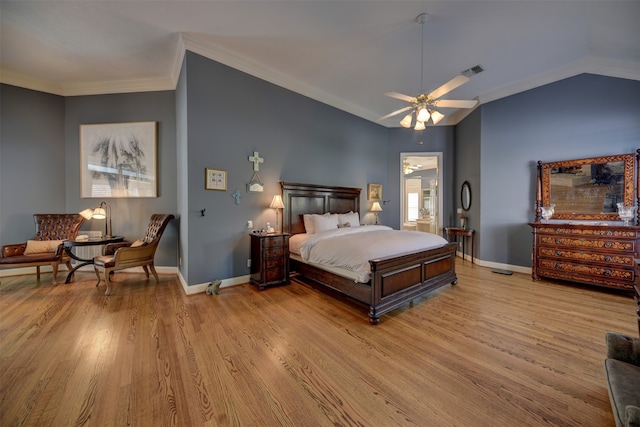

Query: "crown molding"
(180, 33), (380, 123)
(0, 68), (66, 95)
(478, 57), (640, 106)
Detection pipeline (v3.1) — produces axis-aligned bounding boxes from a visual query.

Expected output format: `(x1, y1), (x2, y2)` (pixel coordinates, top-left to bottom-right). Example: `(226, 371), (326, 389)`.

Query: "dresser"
(530, 223), (639, 292)
(250, 233), (290, 290)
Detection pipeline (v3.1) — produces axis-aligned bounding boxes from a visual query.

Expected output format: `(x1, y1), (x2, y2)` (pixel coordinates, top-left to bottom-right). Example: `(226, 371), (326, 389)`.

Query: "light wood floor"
(0, 263), (636, 426)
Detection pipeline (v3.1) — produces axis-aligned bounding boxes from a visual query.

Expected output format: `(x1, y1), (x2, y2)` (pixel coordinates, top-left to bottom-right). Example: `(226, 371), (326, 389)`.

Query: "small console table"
(445, 227), (475, 264)
(63, 236), (124, 283)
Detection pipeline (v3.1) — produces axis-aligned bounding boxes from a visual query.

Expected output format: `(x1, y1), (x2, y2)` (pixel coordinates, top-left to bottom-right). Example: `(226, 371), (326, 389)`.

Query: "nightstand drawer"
(250, 233), (290, 290)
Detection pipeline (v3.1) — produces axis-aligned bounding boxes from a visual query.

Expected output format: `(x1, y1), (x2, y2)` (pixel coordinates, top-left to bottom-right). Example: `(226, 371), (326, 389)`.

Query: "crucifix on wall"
(247, 151), (265, 193)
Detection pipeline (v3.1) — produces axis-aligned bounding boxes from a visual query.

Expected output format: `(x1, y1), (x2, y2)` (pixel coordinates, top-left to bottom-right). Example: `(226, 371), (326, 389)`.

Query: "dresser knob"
(606, 230), (613, 236)
(605, 242), (612, 248)
(605, 256), (612, 262)
(604, 269), (611, 276)
(555, 262), (563, 269)
(556, 238), (562, 244)
(556, 251), (562, 256)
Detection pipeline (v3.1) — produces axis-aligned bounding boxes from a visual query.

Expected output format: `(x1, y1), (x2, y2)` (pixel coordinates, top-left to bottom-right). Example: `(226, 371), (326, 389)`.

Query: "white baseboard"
(178, 272), (249, 295)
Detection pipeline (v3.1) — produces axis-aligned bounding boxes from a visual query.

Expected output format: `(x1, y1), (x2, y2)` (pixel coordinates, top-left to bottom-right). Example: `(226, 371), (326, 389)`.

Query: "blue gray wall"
(456, 74), (640, 267)
(0, 85), (66, 243)
(180, 52), (388, 284)
(2, 65), (638, 282)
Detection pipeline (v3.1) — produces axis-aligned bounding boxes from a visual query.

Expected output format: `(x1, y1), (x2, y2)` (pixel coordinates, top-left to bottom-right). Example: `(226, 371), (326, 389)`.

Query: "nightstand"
(250, 233), (290, 290)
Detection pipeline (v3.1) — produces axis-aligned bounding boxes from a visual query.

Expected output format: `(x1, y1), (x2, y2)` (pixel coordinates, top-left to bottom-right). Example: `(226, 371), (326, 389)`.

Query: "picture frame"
(368, 183), (382, 201)
(80, 121), (157, 198)
(205, 168), (227, 191)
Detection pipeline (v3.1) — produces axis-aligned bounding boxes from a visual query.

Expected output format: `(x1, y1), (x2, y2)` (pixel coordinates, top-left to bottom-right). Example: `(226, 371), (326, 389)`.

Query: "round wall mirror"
(461, 181), (472, 211)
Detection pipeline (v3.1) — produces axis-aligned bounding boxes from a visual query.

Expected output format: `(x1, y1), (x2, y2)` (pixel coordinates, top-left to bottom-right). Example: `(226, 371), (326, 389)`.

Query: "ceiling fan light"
(414, 121), (426, 131)
(400, 113), (413, 128)
(416, 106), (430, 122)
(430, 110), (445, 124)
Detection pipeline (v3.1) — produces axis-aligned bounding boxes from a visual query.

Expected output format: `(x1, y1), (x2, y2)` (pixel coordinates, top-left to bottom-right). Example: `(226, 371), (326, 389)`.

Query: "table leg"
(64, 247), (95, 284)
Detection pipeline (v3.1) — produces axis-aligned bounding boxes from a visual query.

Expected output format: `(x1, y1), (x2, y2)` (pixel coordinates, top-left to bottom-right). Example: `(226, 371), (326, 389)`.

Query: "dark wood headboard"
(281, 182), (361, 235)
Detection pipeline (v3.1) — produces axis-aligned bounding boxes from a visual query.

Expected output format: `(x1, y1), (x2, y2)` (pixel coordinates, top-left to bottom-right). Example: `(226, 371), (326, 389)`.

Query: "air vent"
(461, 65), (484, 77)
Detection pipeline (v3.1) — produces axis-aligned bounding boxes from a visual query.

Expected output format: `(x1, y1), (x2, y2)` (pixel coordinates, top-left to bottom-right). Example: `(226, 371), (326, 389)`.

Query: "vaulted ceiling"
(1, 1), (638, 127)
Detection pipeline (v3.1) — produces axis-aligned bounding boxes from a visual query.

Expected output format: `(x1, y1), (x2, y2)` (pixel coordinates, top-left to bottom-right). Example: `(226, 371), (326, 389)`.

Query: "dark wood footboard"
(368, 242), (457, 324)
(290, 242), (457, 324)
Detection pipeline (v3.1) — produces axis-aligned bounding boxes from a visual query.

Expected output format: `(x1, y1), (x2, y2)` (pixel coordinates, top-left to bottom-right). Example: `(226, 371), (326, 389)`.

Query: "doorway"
(400, 153), (443, 235)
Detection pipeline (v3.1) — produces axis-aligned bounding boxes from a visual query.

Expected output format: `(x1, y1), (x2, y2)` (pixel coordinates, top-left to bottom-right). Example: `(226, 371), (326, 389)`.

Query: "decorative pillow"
(337, 222), (351, 228)
(24, 239), (63, 254)
(338, 211), (360, 227)
(130, 239), (147, 248)
(313, 213), (340, 233)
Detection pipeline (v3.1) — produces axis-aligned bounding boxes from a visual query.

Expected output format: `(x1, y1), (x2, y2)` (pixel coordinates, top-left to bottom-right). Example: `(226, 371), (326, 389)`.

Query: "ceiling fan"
(379, 13), (478, 130)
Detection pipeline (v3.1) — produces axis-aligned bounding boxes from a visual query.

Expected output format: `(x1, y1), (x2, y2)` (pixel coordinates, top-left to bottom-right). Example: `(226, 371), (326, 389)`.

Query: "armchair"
(93, 214), (174, 295)
(604, 332), (640, 427)
(0, 214), (85, 283)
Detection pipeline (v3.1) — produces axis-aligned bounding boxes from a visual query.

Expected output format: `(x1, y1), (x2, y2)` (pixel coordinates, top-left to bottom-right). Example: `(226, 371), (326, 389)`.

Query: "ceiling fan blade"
(378, 106), (413, 121)
(385, 91), (416, 103)
(435, 99), (478, 108)
(428, 75), (470, 100)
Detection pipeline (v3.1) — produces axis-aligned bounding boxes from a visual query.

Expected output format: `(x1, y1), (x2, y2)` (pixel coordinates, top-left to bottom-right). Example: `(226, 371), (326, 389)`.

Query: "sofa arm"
(1, 243), (27, 258)
(607, 332), (640, 366)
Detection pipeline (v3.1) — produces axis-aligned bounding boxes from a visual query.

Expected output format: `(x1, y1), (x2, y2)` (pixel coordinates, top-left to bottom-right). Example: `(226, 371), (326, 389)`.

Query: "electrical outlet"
(247, 220), (253, 229)
(247, 259), (251, 268)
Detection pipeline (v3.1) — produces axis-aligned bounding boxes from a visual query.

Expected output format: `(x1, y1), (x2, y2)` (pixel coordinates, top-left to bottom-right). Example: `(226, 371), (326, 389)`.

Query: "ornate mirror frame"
(536, 151), (639, 222)
(461, 181), (471, 211)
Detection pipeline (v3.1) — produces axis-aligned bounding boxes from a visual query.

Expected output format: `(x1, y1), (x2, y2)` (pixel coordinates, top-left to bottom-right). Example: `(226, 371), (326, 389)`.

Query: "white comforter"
(295, 225), (448, 283)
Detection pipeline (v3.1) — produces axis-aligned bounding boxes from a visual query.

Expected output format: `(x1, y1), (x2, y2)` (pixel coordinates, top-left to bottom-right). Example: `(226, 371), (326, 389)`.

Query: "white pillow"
(303, 214), (316, 234)
(313, 213), (340, 233)
(24, 239), (63, 254)
(338, 211), (360, 227)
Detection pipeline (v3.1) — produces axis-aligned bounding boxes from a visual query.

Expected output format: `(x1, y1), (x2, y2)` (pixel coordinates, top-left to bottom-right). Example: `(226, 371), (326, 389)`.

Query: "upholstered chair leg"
(104, 267), (112, 296)
(149, 264), (160, 283)
(94, 266), (102, 287)
(36, 266), (41, 280)
(142, 265), (150, 279)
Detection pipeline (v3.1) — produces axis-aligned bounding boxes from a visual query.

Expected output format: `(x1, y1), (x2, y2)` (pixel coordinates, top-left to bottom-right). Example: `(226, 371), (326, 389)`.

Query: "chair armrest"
(104, 241), (132, 255)
(606, 332), (640, 366)
(1, 243), (27, 258)
(113, 244), (156, 262)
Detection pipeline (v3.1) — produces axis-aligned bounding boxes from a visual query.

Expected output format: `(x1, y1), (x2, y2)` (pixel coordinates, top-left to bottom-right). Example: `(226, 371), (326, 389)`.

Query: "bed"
(281, 182), (458, 324)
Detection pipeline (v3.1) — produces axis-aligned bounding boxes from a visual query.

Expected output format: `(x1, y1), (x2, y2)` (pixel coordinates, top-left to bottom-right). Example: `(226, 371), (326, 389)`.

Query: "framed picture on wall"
(368, 183), (382, 201)
(80, 121), (158, 198)
(205, 168), (227, 191)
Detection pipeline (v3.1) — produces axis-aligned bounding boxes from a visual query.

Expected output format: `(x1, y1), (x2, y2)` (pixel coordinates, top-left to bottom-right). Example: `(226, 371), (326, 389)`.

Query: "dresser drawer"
(538, 247), (636, 267)
(538, 259), (634, 281)
(264, 267), (286, 282)
(539, 235), (635, 253)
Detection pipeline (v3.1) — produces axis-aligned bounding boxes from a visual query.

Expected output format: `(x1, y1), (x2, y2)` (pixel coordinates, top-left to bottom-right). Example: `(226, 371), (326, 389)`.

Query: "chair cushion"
(0, 253), (60, 264)
(605, 359), (640, 427)
(23, 240), (63, 254)
(94, 255), (116, 268)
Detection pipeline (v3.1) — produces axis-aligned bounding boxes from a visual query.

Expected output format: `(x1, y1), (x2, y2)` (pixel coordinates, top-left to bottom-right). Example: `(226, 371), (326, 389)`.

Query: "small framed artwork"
(368, 183), (382, 201)
(205, 168), (227, 191)
(80, 121), (157, 198)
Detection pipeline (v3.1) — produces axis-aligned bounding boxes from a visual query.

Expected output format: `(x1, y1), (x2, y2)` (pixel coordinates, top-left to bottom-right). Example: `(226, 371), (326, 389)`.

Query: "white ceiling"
(1, 1), (639, 127)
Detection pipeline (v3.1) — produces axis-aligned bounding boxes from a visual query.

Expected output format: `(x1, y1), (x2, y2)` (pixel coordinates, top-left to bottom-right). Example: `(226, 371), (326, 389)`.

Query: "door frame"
(400, 152), (443, 234)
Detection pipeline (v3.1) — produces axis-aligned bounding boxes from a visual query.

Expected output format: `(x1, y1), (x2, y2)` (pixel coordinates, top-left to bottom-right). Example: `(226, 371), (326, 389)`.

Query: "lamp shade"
(430, 110), (445, 124)
(92, 207), (107, 219)
(79, 208), (94, 220)
(269, 195), (285, 209)
(416, 105), (430, 122)
(414, 121), (426, 131)
(399, 113), (413, 128)
(371, 202), (383, 212)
